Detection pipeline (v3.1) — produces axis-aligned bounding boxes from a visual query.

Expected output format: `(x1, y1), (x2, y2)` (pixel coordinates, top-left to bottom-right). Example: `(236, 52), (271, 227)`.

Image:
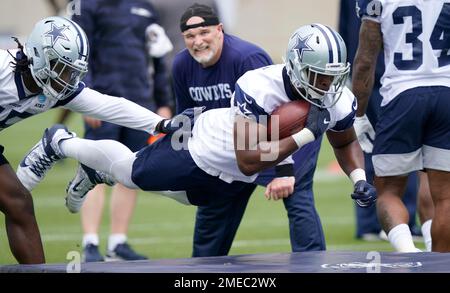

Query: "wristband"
(349, 168), (366, 185)
(275, 164), (294, 177)
(291, 128), (315, 148)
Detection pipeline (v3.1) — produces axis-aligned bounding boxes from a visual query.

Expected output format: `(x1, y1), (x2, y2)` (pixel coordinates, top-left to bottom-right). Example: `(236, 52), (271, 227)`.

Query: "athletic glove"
(156, 107), (205, 135)
(351, 180), (377, 208)
(305, 103), (330, 139)
(146, 23), (173, 58)
(353, 114), (375, 153)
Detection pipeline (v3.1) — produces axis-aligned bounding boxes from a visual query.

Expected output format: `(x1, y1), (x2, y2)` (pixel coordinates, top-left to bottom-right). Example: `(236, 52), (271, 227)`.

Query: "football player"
(70, 0), (174, 263)
(0, 16), (178, 263)
(173, 3), (326, 257)
(339, 0), (431, 247)
(18, 24), (376, 228)
(353, 0), (450, 252)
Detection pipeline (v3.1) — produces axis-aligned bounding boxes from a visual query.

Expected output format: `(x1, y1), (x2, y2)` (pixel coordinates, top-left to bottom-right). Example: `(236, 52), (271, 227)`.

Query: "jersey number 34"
(393, 3), (450, 70)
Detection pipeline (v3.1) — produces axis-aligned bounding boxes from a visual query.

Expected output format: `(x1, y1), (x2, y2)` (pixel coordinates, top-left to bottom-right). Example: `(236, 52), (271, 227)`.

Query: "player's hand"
(305, 103), (330, 139)
(353, 115), (375, 153)
(351, 180), (377, 208)
(265, 176), (295, 201)
(156, 107), (205, 135)
(84, 116), (102, 129)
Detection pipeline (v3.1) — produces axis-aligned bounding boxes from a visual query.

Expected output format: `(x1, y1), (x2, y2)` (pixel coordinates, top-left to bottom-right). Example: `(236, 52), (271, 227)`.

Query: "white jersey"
(358, 0), (450, 106)
(188, 64), (357, 183)
(0, 49), (162, 134)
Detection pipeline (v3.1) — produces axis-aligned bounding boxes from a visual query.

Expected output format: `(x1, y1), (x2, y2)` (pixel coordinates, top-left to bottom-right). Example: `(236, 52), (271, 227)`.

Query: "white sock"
(387, 224), (419, 252)
(59, 138), (138, 188)
(108, 234), (127, 252)
(82, 233), (99, 247)
(421, 220), (432, 252)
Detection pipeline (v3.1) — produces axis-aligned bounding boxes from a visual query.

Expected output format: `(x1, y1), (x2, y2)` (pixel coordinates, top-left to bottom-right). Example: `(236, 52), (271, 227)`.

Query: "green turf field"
(0, 109), (423, 264)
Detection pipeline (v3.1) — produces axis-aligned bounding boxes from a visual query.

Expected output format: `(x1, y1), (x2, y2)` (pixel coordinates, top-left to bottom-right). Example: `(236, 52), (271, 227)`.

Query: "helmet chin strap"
(306, 87), (324, 101)
(291, 81), (325, 108)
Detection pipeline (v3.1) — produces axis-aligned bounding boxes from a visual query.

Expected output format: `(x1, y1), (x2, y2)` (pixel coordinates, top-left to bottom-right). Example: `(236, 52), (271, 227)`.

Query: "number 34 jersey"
(357, 0), (450, 106)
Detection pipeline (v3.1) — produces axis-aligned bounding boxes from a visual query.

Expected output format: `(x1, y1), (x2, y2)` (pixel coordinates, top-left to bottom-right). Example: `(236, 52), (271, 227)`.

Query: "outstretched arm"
(64, 88), (165, 134)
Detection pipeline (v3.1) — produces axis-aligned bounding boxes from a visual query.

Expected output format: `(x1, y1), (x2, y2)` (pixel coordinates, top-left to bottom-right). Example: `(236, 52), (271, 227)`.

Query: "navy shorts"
(373, 86), (450, 176)
(84, 121), (148, 152)
(131, 134), (253, 206)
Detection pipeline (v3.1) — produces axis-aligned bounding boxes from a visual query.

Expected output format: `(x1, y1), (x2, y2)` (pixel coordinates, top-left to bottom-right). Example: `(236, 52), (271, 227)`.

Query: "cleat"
(105, 243), (148, 261)
(82, 244), (104, 263)
(66, 164), (115, 213)
(17, 124), (75, 191)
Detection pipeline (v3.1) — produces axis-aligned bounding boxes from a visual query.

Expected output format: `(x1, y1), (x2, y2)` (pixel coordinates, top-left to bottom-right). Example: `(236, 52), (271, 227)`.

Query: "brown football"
(267, 100), (310, 140)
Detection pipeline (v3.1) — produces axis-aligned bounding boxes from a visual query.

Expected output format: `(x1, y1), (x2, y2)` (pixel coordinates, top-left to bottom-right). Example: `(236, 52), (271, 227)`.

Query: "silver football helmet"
(25, 16), (89, 100)
(285, 23), (350, 108)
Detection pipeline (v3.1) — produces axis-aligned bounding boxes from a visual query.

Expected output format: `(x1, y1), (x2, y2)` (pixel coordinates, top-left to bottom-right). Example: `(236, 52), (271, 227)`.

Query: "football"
(267, 99), (310, 140)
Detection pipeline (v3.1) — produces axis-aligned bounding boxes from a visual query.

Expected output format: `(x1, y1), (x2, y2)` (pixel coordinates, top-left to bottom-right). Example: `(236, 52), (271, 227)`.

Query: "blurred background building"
(0, 0), (339, 62)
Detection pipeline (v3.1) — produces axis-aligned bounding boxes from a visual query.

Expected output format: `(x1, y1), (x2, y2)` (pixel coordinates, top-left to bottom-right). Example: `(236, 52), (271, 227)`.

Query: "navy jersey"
(172, 34), (273, 113)
(72, 0), (172, 110)
(340, 0), (385, 80)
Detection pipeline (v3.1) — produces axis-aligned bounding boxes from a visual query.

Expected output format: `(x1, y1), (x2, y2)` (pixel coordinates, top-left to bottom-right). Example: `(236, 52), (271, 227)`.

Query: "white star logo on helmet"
(45, 23), (69, 46)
